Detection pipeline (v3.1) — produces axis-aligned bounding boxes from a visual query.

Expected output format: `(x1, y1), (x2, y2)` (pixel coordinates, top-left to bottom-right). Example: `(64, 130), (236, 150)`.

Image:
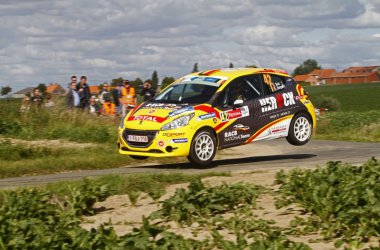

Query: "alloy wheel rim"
(294, 117), (311, 142)
(195, 133), (214, 161)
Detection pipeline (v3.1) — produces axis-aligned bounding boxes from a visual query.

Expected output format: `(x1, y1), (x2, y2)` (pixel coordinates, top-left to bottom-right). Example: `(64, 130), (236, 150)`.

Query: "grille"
(122, 129), (158, 148)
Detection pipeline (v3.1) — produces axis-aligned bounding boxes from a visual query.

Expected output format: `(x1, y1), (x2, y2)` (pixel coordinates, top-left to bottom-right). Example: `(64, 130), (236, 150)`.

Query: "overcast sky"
(1, 0), (380, 91)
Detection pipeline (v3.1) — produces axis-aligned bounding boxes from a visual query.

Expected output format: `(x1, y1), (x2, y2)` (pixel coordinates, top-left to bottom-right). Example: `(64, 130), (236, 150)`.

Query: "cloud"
(0, 0), (379, 90)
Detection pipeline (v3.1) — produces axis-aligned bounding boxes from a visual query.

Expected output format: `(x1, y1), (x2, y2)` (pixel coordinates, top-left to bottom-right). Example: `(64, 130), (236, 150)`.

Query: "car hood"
(124, 102), (195, 130)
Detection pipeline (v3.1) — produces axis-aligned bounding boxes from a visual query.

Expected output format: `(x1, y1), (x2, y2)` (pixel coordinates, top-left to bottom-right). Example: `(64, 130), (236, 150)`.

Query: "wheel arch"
(293, 110), (313, 127)
(192, 125), (219, 148)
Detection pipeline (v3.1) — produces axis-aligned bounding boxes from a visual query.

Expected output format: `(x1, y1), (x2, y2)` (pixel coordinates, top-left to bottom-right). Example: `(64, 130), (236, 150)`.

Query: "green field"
(305, 82), (380, 112)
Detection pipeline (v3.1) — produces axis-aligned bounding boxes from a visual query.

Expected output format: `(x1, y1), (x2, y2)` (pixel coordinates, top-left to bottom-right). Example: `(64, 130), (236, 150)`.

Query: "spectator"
(99, 82), (111, 104)
(70, 75), (77, 86)
(66, 80), (81, 109)
(44, 94), (55, 108)
(19, 96), (31, 113)
(101, 96), (116, 116)
(88, 95), (101, 115)
(31, 88), (43, 107)
(76, 75), (90, 109)
(140, 81), (156, 101)
(120, 80), (136, 116)
(111, 82), (122, 115)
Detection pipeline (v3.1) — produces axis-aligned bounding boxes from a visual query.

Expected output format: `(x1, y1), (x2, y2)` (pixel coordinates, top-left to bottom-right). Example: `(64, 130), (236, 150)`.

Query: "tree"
(131, 77), (143, 92)
(151, 70), (159, 90)
(37, 83), (47, 95)
(192, 63), (199, 73)
(161, 76), (175, 90)
(292, 59), (321, 76)
(228, 62), (234, 68)
(1, 86), (12, 96)
(111, 77), (124, 87)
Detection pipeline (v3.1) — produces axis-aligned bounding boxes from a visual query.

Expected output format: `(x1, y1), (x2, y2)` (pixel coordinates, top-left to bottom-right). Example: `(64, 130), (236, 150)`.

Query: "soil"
(82, 170), (336, 249)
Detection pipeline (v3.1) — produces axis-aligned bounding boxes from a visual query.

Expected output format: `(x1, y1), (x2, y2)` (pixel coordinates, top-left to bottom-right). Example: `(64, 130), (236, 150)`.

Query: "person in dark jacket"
(111, 82), (122, 115)
(76, 75), (90, 109)
(140, 81), (156, 102)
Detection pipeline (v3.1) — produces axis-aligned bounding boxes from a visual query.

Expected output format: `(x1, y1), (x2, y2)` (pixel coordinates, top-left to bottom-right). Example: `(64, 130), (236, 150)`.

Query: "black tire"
(286, 113), (312, 146)
(130, 155), (149, 160)
(187, 128), (217, 166)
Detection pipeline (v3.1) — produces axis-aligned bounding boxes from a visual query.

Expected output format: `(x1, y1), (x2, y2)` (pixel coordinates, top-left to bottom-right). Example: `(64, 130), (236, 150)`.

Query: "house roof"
(342, 66), (380, 73)
(89, 86), (100, 94)
(309, 69), (336, 78)
(46, 83), (65, 94)
(13, 87), (35, 95)
(294, 74), (311, 82)
(328, 71), (380, 78)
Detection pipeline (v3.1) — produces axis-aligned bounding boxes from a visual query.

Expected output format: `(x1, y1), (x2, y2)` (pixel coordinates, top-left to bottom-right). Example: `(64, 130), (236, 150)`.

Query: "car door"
(253, 73), (297, 141)
(213, 75), (264, 148)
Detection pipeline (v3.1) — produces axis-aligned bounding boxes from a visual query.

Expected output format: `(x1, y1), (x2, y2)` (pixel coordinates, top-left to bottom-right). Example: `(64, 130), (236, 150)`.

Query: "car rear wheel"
(130, 155), (149, 160)
(286, 113), (312, 146)
(187, 128), (216, 166)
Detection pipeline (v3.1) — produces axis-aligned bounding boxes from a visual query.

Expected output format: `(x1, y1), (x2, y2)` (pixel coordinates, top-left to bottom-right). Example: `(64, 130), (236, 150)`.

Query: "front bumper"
(118, 127), (194, 157)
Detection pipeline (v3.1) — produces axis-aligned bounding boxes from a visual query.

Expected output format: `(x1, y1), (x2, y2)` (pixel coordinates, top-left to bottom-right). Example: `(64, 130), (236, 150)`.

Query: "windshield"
(153, 82), (219, 104)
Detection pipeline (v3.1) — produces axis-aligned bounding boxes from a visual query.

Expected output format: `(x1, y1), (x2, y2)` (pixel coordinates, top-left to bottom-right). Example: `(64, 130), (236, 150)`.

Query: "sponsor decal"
(224, 130), (250, 142)
(295, 95), (306, 100)
(233, 124), (250, 131)
(162, 132), (185, 137)
(181, 76), (229, 83)
(168, 106), (194, 117)
(259, 92), (295, 113)
(270, 124), (287, 134)
(219, 106), (249, 122)
(171, 138), (188, 143)
(128, 115), (166, 123)
(213, 118), (218, 123)
(157, 140), (165, 148)
(144, 103), (181, 110)
(197, 112), (216, 121)
(148, 109), (156, 114)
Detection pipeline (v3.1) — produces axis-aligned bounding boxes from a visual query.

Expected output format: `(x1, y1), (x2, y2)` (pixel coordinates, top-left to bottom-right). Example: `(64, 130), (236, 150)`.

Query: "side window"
(285, 77), (296, 86)
(214, 76), (262, 108)
(262, 74), (286, 94)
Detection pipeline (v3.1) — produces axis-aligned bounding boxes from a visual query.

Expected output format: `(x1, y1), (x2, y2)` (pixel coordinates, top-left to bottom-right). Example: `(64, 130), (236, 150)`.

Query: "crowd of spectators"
(20, 75), (157, 117)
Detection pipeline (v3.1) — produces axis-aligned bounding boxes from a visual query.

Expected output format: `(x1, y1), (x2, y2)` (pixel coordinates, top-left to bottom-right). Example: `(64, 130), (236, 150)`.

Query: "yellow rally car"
(118, 68), (316, 166)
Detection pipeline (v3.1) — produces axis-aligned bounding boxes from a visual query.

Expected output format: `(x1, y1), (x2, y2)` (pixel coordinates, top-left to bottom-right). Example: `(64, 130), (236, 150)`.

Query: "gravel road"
(1, 139), (379, 188)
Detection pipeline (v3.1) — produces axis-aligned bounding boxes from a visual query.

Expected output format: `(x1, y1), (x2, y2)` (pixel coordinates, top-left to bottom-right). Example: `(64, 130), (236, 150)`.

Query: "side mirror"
(233, 99), (243, 108)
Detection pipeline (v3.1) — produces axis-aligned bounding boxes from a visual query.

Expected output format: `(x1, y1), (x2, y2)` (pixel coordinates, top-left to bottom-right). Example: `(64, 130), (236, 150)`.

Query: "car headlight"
(161, 113), (194, 131)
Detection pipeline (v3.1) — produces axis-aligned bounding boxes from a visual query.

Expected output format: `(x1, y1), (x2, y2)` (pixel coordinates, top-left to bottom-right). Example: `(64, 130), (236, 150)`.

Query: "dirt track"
(1, 139), (379, 188)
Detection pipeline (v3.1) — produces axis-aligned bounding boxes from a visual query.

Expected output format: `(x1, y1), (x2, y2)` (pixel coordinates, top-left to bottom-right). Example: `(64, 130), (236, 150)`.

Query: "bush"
(312, 95), (341, 111)
(275, 158), (380, 247)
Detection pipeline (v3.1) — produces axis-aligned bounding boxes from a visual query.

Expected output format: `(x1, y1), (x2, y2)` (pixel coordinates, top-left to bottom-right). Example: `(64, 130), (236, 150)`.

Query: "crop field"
(305, 82), (380, 112)
(0, 159), (379, 249)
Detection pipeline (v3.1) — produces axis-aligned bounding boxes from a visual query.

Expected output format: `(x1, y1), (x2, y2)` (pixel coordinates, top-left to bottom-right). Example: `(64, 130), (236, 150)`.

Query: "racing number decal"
(263, 74), (275, 92)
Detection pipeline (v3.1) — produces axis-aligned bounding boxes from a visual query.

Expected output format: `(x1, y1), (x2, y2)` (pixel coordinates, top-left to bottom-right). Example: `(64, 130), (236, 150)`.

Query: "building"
(293, 74), (318, 85)
(324, 66), (380, 85)
(308, 69), (337, 85)
(46, 83), (66, 96)
(12, 87), (35, 98)
(293, 66), (380, 85)
(89, 86), (100, 95)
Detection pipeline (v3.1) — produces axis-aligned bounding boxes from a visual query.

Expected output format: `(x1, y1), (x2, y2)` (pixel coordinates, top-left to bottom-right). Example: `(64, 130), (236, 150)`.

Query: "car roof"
(186, 68), (290, 79)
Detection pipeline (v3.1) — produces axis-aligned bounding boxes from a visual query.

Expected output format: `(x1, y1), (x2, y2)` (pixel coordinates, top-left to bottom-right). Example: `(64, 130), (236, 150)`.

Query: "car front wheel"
(286, 113), (312, 146)
(187, 128), (216, 166)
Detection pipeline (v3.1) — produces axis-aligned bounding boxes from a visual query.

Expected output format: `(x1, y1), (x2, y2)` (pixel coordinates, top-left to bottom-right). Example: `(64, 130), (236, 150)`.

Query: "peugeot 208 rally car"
(118, 68), (316, 166)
